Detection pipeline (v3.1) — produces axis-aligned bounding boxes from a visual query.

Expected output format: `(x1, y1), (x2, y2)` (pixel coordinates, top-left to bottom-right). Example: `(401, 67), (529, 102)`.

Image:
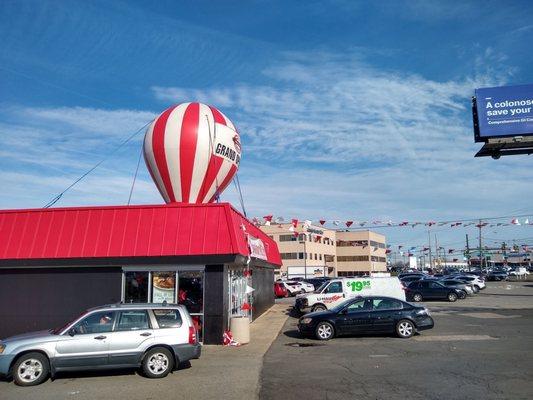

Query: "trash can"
(230, 316), (250, 344)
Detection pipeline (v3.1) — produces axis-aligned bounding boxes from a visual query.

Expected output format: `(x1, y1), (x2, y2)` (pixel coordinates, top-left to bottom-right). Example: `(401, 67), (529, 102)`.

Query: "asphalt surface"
(260, 281), (533, 400)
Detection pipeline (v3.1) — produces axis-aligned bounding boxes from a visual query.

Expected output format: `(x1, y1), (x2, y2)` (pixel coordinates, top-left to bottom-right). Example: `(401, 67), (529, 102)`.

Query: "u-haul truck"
(294, 277), (405, 313)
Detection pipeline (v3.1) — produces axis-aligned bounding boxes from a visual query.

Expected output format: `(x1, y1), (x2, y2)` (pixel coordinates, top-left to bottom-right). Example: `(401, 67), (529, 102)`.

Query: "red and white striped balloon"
(144, 103), (242, 203)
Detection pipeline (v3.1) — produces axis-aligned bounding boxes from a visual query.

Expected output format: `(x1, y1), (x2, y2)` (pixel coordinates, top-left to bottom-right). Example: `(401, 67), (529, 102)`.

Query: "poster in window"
(152, 272), (176, 303)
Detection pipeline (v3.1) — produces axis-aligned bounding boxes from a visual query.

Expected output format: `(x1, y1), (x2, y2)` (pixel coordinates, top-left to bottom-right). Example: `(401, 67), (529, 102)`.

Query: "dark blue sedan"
(298, 296), (434, 340)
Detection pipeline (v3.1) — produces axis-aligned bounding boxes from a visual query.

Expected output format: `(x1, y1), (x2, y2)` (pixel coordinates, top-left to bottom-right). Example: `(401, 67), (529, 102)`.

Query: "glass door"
(177, 271), (204, 342)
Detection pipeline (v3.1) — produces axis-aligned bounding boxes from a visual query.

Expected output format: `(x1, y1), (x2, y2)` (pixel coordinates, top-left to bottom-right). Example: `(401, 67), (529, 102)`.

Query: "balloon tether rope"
(43, 119), (153, 208)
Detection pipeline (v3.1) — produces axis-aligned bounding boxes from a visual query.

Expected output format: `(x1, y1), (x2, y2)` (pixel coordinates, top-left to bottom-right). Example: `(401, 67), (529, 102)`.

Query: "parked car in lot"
(439, 279), (474, 298)
(278, 281), (301, 296)
(453, 275), (486, 290)
(298, 296), (434, 340)
(0, 303), (201, 386)
(508, 267), (529, 278)
(274, 282), (288, 298)
(400, 275), (425, 285)
(301, 277), (330, 290)
(486, 270), (509, 281)
(406, 280), (464, 302)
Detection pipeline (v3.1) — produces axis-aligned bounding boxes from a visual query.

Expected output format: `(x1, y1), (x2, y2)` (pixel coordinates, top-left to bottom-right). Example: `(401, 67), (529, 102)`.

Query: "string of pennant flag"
(256, 215), (532, 230)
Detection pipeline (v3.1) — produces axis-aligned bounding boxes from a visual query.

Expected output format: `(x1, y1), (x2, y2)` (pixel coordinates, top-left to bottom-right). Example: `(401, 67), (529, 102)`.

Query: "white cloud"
(152, 51), (533, 246)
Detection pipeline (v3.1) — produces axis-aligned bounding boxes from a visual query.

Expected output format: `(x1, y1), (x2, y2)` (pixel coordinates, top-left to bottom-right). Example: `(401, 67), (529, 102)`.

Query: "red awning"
(0, 203), (281, 267)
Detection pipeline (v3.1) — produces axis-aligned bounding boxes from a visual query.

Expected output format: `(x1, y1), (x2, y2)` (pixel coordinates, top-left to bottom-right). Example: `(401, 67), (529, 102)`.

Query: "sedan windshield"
(330, 298), (356, 313)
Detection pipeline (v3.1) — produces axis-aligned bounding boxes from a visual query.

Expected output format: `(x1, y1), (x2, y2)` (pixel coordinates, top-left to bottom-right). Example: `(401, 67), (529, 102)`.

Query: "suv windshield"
(50, 311), (89, 335)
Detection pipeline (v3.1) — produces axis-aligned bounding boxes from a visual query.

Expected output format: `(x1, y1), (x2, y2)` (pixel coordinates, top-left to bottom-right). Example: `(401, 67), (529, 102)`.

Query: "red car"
(274, 282), (288, 298)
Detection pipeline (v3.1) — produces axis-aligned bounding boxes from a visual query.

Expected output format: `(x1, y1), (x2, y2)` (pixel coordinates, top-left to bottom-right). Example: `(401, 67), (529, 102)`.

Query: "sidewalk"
(0, 304), (290, 400)
(172, 303), (290, 400)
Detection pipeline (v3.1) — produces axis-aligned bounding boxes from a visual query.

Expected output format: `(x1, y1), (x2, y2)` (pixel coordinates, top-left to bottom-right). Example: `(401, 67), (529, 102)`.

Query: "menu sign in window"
(152, 272), (176, 303)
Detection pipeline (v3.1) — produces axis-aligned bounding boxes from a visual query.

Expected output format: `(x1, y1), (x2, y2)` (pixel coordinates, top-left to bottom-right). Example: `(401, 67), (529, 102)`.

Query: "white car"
(280, 281), (304, 296)
(508, 267), (529, 277)
(455, 275), (486, 290)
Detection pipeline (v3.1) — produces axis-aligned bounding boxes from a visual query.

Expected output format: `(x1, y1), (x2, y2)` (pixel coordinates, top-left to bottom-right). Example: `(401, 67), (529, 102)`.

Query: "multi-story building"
(260, 223), (387, 278)
(335, 231), (387, 276)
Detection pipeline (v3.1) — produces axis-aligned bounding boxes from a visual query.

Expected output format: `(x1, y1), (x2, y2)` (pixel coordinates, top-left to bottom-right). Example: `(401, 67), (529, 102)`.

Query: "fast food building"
(0, 202), (281, 344)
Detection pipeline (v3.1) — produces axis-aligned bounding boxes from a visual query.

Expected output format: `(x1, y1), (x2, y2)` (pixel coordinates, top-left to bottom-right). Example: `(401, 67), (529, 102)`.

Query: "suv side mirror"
(339, 308), (348, 315)
(68, 328), (76, 337)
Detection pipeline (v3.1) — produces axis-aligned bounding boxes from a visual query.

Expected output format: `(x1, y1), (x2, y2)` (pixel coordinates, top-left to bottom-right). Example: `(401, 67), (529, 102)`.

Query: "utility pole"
(466, 234), (471, 271)
(428, 229), (432, 271)
(435, 234), (439, 270)
(478, 219), (483, 272)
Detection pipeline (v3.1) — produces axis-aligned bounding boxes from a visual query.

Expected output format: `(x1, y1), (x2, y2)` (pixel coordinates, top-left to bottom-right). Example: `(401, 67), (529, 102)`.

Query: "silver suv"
(0, 303), (201, 386)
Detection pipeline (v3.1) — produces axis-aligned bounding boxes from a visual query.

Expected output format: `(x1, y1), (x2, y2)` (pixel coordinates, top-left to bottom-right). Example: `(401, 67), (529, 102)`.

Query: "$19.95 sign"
(474, 83), (533, 141)
(347, 280), (371, 292)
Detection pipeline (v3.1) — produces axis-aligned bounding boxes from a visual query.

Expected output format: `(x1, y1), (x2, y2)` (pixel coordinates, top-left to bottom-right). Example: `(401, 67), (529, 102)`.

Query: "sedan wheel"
(458, 290), (467, 299)
(413, 293), (423, 302)
(396, 320), (415, 339)
(315, 322), (334, 340)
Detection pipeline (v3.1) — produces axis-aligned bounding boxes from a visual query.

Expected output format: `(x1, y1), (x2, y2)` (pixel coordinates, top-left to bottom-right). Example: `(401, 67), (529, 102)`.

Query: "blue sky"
(1, 0), (532, 252)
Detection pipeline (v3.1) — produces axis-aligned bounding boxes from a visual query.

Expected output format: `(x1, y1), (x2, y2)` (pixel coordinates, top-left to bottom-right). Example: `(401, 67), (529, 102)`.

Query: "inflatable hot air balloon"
(144, 103), (242, 203)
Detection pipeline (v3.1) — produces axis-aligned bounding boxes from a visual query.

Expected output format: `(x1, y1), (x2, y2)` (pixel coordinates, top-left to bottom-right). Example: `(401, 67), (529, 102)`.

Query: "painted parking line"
(459, 312), (521, 319)
(369, 354), (390, 358)
(414, 335), (497, 341)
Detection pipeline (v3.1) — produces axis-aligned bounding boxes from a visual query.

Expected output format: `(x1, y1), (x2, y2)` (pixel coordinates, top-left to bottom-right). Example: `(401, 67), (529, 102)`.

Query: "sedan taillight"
(189, 326), (197, 344)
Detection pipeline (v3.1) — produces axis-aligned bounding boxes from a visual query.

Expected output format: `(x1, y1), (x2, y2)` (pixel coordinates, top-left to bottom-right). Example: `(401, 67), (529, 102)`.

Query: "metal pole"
(478, 220), (483, 272)
(428, 229), (432, 271)
(466, 234), (470, 271)
(304, 235), (307, 279)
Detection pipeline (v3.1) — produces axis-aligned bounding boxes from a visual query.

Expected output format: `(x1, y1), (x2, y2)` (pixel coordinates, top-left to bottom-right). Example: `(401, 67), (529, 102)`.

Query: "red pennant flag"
(293, 231), (299, 238)
(241, 302), (252, 311)
(263, 215), (273, 222)
(385, 249), (392, 254)
(346, 221), (353, 227)
(319, 220), (326, 226)
(291, 219), (298, 228)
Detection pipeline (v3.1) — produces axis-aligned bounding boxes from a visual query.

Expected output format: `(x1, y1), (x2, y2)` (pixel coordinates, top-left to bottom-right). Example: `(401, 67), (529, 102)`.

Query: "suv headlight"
(0, 343), (5, 354)
(300, 317), (313, 324)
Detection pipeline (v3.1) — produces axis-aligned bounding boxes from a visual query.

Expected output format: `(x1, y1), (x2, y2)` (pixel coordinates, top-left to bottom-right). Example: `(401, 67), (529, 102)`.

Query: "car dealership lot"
(262, 281), (533, 400)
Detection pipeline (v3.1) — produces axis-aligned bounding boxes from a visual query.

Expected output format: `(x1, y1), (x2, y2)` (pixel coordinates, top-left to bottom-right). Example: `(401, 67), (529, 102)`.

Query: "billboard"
(473, 83), (533, 142)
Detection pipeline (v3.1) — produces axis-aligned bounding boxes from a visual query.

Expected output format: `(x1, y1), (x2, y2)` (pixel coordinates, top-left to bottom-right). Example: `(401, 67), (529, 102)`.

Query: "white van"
(294, 277), (405, 313)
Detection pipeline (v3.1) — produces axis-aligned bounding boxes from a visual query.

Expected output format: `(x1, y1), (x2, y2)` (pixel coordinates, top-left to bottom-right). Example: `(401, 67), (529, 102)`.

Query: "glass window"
(72, 311), (116, 334)
(116, 310), (150, 331)
(324, 282), (343, 293)
(429, 282), (443, 289)
(152, 272), (176, 303)
(298, 252), (304, 259)
(153, 309), (183, 329)
(346, 299), (369, 312)
(373, 298), (403, 310)
(178, 271), (204, 314)
(124, 272), (148, 303)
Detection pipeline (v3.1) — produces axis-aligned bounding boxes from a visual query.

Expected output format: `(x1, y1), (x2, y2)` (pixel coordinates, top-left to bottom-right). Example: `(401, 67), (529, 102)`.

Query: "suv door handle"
(94, 335), (107, 340)
(140, 332), (152, 337)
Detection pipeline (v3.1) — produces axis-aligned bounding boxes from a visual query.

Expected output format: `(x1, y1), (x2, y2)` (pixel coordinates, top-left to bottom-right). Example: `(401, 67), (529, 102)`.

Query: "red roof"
(0, 203), (281, 266)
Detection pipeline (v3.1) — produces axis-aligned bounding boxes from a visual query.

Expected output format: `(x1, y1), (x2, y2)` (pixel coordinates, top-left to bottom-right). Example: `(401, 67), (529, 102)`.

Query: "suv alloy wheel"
(142, 347), (174, 378)
(12, 352), (50, 386)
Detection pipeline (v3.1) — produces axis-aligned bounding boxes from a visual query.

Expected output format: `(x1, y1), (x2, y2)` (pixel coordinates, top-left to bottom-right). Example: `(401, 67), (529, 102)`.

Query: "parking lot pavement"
(262, 282), (533, 400)
(0, 304), (289, 400)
